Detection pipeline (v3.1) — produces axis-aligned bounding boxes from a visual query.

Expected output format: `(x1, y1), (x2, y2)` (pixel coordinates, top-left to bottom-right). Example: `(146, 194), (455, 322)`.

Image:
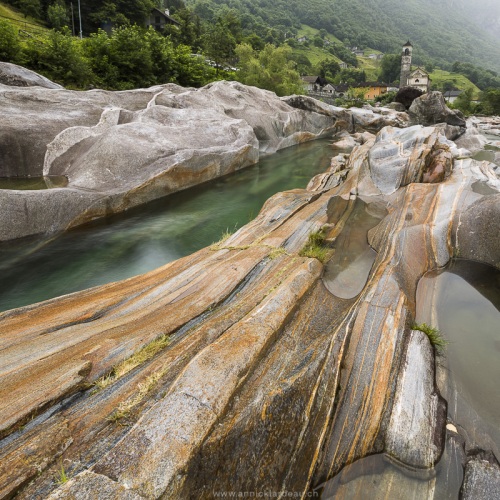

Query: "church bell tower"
(400, 40), (413, 87)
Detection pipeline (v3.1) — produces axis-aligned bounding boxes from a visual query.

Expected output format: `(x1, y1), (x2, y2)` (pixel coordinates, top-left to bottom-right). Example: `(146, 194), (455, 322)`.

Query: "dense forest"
(184, 0), (500, 73)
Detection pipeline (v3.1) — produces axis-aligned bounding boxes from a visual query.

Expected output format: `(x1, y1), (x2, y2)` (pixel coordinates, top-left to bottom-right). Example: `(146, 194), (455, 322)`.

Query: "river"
(0, 140), (332, 313)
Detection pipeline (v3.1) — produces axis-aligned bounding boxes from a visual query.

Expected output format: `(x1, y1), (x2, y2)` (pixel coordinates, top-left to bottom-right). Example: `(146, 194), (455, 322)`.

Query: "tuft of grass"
(107, 371), (164, 422)
(56, 462), (69, 485)
(413, 323), (448, 353)
(94, 333), (170, 392)
(299, 228), (332, 263)
(268, 247), (288, 260)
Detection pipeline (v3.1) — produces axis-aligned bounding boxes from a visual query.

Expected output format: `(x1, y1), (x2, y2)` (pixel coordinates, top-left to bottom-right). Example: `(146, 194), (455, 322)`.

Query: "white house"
(407, 67), (430, 93)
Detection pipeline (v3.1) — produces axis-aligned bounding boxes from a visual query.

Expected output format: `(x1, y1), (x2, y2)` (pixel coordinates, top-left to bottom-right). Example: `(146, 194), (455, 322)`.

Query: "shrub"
(0, 19), (22, 63)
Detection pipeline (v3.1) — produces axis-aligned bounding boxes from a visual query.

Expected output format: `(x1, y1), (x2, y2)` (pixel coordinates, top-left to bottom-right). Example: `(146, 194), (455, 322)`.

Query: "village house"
(301, 75), (329, 93)
(443, 90), (463, 103)
(333, 83), (349, 97)
(145, 8), (180, 31)
(355, 82), (389, 100)
(339, 62), (349, 69)
(351, 46), (365, 57)
(102, 7), (179, 34)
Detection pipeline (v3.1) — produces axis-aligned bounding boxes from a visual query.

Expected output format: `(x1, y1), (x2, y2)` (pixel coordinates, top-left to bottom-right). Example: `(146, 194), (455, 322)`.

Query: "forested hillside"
(187, 0), (500, 73)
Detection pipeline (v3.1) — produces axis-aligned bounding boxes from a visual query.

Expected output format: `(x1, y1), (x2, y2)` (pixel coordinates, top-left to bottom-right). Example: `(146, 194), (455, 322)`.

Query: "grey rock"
(408, 92), (466, 134)
(385, 330), (446, 469)
(455, 126), (488, 153)
(0, 80), (411, 242)
(0, 62), (63, 89)
(453, 193), (500, 268)
(387, 102), (406, 112)
(462, 458), (500, 500)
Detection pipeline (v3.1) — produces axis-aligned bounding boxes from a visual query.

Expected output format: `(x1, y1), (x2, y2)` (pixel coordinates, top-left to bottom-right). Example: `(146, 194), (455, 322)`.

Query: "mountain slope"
(189, 0), (500, 73)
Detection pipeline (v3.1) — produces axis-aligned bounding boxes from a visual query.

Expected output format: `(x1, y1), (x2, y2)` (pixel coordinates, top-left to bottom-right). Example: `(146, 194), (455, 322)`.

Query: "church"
(400, 41), (430, 93)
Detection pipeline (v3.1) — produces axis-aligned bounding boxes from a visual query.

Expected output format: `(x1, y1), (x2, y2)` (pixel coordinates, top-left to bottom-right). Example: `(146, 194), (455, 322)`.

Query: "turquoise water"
(0, 176), (68, 190)
(0, 140), (332, 313)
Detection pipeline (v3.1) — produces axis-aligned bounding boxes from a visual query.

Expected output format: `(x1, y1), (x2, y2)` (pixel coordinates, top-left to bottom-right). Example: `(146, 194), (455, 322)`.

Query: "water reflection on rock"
(417, 260), (500, 457)
(323, 200), (381, 299)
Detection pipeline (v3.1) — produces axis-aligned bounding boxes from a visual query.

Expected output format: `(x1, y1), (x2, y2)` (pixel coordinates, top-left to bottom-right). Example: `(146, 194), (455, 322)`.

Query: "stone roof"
(151, 7), (180, 26)
(301, 76), (329, 86)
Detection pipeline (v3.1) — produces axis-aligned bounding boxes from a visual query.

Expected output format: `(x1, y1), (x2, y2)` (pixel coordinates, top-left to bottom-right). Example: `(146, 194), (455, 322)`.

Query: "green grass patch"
(357, 56), (380, 81)
(94, 333), (171, 392)
(292, 45), (342, 67)
(412, 323), (448, 353)
(297, 24), (342, 44)
(0, 2), (47, 28)
(299, 228), (331, 263)
(429, 69), (480, 97)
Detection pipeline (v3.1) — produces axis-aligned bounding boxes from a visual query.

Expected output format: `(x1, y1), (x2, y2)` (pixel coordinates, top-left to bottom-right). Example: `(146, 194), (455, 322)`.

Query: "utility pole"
(77, 0), (82, 39)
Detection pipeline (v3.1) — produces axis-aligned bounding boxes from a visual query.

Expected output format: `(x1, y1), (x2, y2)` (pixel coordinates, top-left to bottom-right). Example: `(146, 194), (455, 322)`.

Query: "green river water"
(0, 140), (332, 313)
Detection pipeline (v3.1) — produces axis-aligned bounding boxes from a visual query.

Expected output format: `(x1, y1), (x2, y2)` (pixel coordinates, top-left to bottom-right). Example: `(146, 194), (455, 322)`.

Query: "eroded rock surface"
(0, 80), (408, 242)
(0, 122), (498, 498)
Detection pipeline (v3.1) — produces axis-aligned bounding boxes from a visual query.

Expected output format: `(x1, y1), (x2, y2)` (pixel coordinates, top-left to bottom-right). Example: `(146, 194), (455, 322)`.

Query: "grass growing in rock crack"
(93, 333), (171, 392)
(412, 323), (448, 352)
(268, 247), (289, 259)
(107, 371), (165, 423)
(56, 462), (69, 485)
(210, 227), (237, 250)
(299, 228), (332, 263)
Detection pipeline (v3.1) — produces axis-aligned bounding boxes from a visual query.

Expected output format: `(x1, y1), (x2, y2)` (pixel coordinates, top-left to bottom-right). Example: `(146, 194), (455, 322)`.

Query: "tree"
(166, 8), (203, 51)
(22, 28), (93, 87)
(204, 19), (236, 74)
(453, 87), (474, 115)
(235, 43), (304, 96)
(317, 59), (340, 79)
(378, 54), (400, 83)
(480, 89), (500, 115)
(107, 25), (154, 88)
(47, 0), (69, 30)
(17, 0), (41, 18)
(313, 36), (324, 48)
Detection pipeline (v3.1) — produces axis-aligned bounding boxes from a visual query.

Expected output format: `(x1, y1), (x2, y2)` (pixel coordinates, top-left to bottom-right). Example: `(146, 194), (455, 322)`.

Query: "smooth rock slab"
(0, 62), (63, 89)
(385, 330), (446, 469)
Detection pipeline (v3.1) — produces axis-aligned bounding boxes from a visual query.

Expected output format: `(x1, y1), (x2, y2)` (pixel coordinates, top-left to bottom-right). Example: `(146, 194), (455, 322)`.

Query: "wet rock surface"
(0, 92), (499, 498)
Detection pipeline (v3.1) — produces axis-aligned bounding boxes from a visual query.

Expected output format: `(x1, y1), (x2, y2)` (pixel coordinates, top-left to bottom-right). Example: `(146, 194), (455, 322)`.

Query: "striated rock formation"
(1, 122), (498, 498)
(0, 80), (408, 242)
